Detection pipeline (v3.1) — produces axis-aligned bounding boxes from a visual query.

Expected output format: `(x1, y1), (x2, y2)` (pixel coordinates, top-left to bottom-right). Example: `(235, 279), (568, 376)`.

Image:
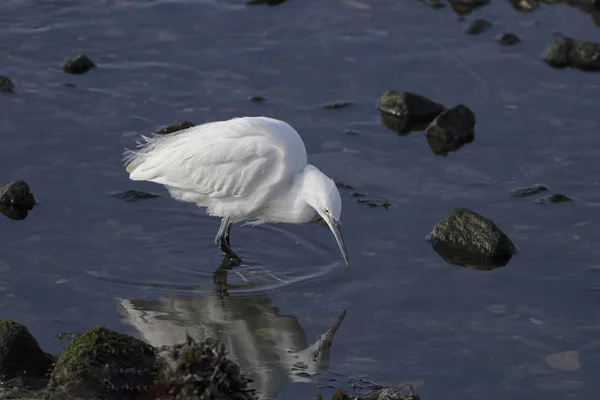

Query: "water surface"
(1, 0), (600, 399)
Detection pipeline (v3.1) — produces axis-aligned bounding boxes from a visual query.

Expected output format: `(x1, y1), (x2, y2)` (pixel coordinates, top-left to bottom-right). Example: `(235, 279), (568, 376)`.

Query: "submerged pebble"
(465, 18), (491, 34)
(509, 184), (548, 197)
(111, 190), (161, 202)
(497, 32), (521, 45)
(63, 54), (96, 74)
(156, 120), (195, 135)
(0, 75), (14, 93)
(535, 193), (573, 204)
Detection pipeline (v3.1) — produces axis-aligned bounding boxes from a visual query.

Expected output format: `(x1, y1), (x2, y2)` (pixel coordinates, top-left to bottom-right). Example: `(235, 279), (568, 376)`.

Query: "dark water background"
(1, 0), (600, 399)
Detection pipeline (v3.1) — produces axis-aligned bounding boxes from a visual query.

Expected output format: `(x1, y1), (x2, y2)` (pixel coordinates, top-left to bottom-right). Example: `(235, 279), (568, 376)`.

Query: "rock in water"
(0, 319), (53, 381)
(0, 180), (35, 207)
(378, 90), (446, 133)
(425, 104), (475, 144)
(47, 326), (157, 400)
(509, 184), (548, 197)
(63, 54), (96, 74)
(428, 208), (516, 258)
(465, 19), (491, 35)
(156, 120), (195, 135)
(154, 336), (256, 400)
(497, 33), (521, 45)
(378, 90), (446, 120)
(543, 36), (600, 71)
(535, 193), (573, 204)
(0, 75), (15, 93)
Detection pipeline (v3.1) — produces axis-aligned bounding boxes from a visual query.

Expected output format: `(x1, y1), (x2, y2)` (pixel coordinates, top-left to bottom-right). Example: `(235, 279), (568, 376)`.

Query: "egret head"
(301, 165), (349, 265)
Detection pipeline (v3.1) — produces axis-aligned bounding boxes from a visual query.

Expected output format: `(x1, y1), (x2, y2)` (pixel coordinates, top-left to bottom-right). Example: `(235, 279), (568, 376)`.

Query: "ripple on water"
(87, 204), (346, 297)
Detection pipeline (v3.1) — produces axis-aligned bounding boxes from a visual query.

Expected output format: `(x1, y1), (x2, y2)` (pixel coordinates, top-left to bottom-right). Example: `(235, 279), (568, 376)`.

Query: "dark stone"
(0, 76), (14, 93)
(427, 207), (517, 258)
(431, 240), (512, 270)
(425, 134), (473, 156)
(47, 326), (158, 400)
(0, 203), (34, 221)
(535, 193), (573, 204)
(542, 36), (600, 71)
(378, 90), (446, 133)
(465, 18), (491, 34)
(449, 0), (490, 15)
(508, 0), (537, 11)
(497, 32), (521, 45)
(152, 336), (256, 400)
(421, 0), (445, 8)
(0, 320), (53, 381)
(380, 111), (431, 135)
(425, 104), (475, 146)
(63, 54), (96, 75)
(509, 184), (548, 197)
(111, 190), (161, 202)
(246, 0), (286, 5)
(321, 101), (354, 110)
(343, 129), (359, 135)
(0, 180), (35, 207)
(249, 95), (266, 102)
(156, 120), (195, 135)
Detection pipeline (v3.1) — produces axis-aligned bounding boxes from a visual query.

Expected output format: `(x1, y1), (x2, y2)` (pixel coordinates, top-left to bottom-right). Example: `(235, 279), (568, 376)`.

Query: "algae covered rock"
(0, 180), (35, 207)
(378, 90), (446, 133)
(0, 319), (53, 381)
(47, 326), (157, 400)
(152, 335), (256, 400)
(543, 36), (600, 71)
(63, 54), (96, 74)
(427, 207), (516, 258)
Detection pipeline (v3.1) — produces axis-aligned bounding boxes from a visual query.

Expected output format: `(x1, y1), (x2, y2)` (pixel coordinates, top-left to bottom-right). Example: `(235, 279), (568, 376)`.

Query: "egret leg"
(215, 217), (241, 262)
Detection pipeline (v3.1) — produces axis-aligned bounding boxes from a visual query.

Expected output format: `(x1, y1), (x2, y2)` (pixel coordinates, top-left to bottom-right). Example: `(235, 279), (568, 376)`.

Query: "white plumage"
(124, 116), (348, 264)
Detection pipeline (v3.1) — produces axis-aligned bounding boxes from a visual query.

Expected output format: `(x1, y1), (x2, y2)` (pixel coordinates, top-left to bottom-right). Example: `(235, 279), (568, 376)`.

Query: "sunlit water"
(1, 1), (600, 399)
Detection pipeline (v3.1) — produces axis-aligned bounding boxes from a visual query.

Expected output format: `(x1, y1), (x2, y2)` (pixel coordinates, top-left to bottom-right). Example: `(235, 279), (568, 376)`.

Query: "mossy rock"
(47, 326), (157, 400)
(0, 319), (53, 381)
(427, 207), (516, 258)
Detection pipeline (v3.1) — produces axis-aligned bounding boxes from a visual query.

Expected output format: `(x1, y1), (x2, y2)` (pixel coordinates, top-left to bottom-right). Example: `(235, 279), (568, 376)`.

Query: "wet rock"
(431, 240), (512, 270)
(420, 0), (445, 8)
(111, 190), (161, 202)
(63, 54), (96, 74)
(425, 134), (473, 156)
(0, 75), (14, 93)
(449, 0), (490, 15)
(542, 36), (600, 71)
(508, 0), (537, 11)
(497, 32), (521, 45)
(545, 351), (580, 371)
(509, 184), (548, 197)
(0, 320), (53, 382)
(378, 90), (446, 133)
(246, 0), (286, 5)
(0, 203), (34, 221)
(321, 101), (354, 110)
(0, 180), (35, 207)
(425, 104), (475, 151)
(156, 120), (195, 135)
(535, 193), (572, 204)
(465, 18), (491, 34)
(152, 335), (256, 400)
(427, 207), (517, 258)
(47, 325), (158, 400)
(249, 95), (266, 102)
(380, 112), (430, 135)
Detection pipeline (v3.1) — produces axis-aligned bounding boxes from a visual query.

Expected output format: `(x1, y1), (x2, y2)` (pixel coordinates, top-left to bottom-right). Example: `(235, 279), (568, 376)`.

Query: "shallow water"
(1, 0), (600, 399)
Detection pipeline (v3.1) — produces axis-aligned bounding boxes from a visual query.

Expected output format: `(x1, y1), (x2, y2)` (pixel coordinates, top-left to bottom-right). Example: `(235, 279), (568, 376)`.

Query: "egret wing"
(124, 120), (294, 199)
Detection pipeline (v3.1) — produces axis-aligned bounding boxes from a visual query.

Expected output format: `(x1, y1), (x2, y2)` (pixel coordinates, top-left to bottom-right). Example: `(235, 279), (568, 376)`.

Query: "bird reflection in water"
(117, 262), (346, 399)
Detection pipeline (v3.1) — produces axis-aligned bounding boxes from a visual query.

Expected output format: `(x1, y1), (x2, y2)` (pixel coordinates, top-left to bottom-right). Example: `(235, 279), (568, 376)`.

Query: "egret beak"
(325, 216), (349, 266)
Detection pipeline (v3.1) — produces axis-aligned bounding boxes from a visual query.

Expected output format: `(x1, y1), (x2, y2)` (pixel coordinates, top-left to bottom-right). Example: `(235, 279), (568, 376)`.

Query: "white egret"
(123, 116), (348, 265)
